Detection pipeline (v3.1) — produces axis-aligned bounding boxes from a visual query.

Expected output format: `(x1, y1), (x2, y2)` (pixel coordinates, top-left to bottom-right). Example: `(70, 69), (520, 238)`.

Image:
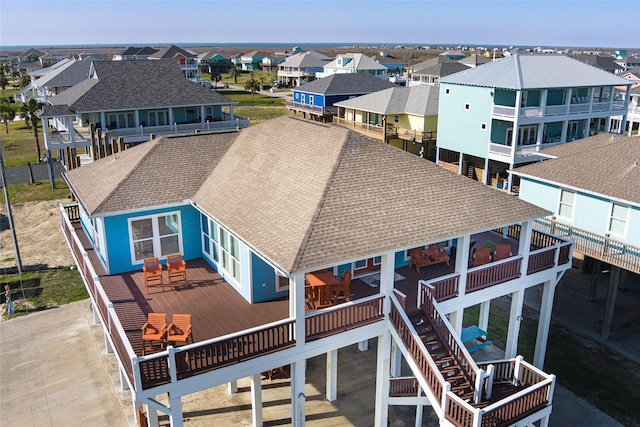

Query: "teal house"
(435, 54), (632, 191)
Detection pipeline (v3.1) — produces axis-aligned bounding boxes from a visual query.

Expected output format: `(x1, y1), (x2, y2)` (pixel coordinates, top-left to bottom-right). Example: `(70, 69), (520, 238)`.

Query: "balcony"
(286, 100), (337, 117)
(491, 100), (628, 120)
(60, 203), (570, 398)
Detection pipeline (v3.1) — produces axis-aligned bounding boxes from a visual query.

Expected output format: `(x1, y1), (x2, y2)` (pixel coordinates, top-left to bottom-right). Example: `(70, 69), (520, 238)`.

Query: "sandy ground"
(0, 199), (73, 270)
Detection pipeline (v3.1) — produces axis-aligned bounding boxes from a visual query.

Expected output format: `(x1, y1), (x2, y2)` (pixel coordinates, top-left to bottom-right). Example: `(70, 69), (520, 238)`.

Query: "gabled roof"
(279, 51), (330, 68)
(65, 116), (549, 274)
(323, 53), (388, 72)
(241, 51), (269, 60)
(118, 46), (159, 56)
(294, 73), (395, 96)
(148, 44), (196, 59)
(512, 134), (640, 205)
(334, 85), (439, 116)
(44, 60), (234, 115)
(570, 54), (624, 73)
(409, 56), (454, 71)
(458, 54), (492, 66)
(198, 51), (228, 61)
(414, 62), (470, 78)
(19, 48), (44, 58)
(29, 57), (74, 78)
(441, 54), (630, 90)
(36, 59), (92, 89)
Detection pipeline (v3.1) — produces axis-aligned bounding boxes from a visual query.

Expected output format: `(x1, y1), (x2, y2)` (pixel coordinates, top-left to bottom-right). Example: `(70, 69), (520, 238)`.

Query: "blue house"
(60, 116), (571, 427)
(511, 133), (640, 340)
(287, 73), (396, 122)
(436, 54), (632, 191)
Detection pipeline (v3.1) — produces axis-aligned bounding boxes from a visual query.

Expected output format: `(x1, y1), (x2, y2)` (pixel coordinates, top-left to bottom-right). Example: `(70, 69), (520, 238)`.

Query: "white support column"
(228, 380), (238, 394)
(290, 273), (305, 352)
(229, 105), (235, 121)
(519, 220), (533, 276)
(168, 108), (174, 126)
(373, 330), (391, 427)
(104, 330), (113, 353)
(534, 280), (555, 369)
(100, 112), (106, 130)
(448, 309), (464, 335)
(200, 105), (206, 124)
(134, 109), (140, 128)
(357, 339), (369, 352)
(414, 386), (424, 427)
(168, 393), (184, 427)
(119, 363), (129, 390)
(326, 350), (338, 401)
(250, 373), (263, 427)
(505, 289), (525, 358)
(455, 235), (470, 296)
(478, 300), (491, 332)
(390, 339), (402, 378)
(290, 361), (306, 427)
(458, 153), (464, 175)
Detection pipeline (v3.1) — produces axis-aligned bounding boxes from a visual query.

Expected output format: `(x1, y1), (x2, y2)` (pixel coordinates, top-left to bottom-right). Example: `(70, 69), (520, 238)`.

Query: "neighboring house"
(369, 51), (405, 74)
(17, 58), (92, 103)
(625, 86), (640, 136)
(334, 84), (439, 157)
(276, 51), (331, 87)
(16, 48), (45, 73)
(618, 70), (640, 90)
(407, 62), (470, 87)
(436, 54), (632, 190)
(112, 46), (160, 61)
(39, 52), (59, 68)
(440, 50), (467, 61)
(239, 50), (269, 71)
(570, 54), (625, 74)
(149, 44), (198, 78)
(315, 53), (389, 79)
(458, 53), (492, 68)
(197, 51), (232, 74)
(229, 52), (244, 67)
(39, 60), (246, 182)
(287, 73), (396, 121)
(259, 54), (286, 73)
(511, 133), (640, 340)
(407, 55), (454, 78)
(60, 115), (571, 427)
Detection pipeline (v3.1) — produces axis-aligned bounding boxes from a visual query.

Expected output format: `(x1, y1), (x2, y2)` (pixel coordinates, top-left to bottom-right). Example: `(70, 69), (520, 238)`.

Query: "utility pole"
(0, 140), (22, 274)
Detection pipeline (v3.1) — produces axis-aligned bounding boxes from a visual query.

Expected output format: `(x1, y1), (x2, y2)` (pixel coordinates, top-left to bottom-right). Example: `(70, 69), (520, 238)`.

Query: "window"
(394, 115), (399, 123)
(464, 103), (470, 110)
(308, 95), (314, 106)
(275, 272), (289, 292)
(558, 190), (575, 219)
(481, 122), (487, 130)
(129, 212), (181, 263)
(608, 203), (629, 236)
(445, 88), (450, 95)
(354, 259), (367, 269)
(201, 214), (241, 283)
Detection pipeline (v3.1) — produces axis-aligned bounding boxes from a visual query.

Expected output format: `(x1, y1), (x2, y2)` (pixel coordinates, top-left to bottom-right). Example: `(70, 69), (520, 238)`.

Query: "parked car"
(273, 82), (288, 89)
(261, 84), (272, 91)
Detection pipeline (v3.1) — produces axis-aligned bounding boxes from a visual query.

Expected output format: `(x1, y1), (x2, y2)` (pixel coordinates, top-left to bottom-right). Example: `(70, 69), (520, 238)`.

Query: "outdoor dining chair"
(141, 312), (167, 355)
(143, 257), (165, 294)
(166, 253), (188, 289)
(166, 313), (193, 347)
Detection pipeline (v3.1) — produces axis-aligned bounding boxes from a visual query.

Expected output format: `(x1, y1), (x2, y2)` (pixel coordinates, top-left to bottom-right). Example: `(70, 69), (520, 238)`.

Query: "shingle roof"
(149, 45), (196, 59)
(295, 73), (396, 96)
(414, 62), (470, 78)
(441, 54), (630, 89)
(512, 134), (640, 205)
(334, 85), (439, 116)
(323, 53), (388, 72)
(279, 51), (330, 68)
(65, 116), (549, 274)
(39, 60), (92, 88)
(47, 60), (234, 113)
(570, 54), (624, 73)
(409, 56), (454, 71)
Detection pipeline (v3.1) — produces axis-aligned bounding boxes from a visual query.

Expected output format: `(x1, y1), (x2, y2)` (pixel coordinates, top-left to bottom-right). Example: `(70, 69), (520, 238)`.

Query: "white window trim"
(557, 189), (575, 221)
(607, 202), (630, 238)
(201, 214), (241, 285)
(275, 271), (289, 292)
(128, 211), (183, 265)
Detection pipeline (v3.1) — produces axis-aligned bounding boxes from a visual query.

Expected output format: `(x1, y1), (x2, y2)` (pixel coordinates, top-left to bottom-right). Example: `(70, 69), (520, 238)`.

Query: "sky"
(1, 0), (639, 49)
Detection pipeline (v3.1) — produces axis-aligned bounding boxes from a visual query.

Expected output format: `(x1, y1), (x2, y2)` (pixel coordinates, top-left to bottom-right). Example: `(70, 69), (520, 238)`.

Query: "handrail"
(535, 217), (640, 274)
(389, 377), (424, 397)
(305, 294), (384, 342)
(466, 257), (522, 293)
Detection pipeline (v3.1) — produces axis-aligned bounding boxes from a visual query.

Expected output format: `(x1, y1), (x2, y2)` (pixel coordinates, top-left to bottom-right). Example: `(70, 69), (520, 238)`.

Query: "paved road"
(1, 161), (64, 186)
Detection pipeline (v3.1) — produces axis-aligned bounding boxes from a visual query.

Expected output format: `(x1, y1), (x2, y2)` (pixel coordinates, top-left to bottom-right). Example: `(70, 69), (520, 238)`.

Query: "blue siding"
(104, 204), (201, 275)
(437, 84), (494, 158)
(250, 253), (288, 303)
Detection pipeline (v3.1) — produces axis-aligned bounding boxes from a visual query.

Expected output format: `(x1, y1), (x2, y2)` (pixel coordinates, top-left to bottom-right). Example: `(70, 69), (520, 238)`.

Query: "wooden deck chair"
(334, 269), (352, 302)
(473, 247), (492, 267)
(143, 257), (165, 294)
(141, 312), (167, 355)
(305, 285), (317, 310)
(493, 244), (513, 261)
(166, 253), (188, 289)
(166, 313), (193, 347)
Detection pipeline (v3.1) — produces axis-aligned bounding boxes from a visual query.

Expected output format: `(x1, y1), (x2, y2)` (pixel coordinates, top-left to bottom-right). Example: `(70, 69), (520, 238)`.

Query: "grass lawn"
(464, 296), (640, 427)
(1, 117), (45, 167)
(214, 70), (278, 89)
(0, 179), (70, 204)
(2, 267), (87, 319)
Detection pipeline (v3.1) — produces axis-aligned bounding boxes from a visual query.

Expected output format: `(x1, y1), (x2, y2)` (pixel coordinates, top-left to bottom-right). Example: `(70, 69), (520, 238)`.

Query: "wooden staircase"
(416, 320), (475, 402)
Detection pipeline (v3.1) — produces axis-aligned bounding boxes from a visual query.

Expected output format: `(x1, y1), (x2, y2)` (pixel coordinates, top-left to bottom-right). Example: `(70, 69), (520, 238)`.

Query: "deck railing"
(467, 257), (522, 293)
(59, 204), (137, 388)
(389, 377), (424, 397)
(286, 100), (337, 116)
(535, 217), (640, 274)
(305, 295), (384, 342)
(137, 318), (296, 390)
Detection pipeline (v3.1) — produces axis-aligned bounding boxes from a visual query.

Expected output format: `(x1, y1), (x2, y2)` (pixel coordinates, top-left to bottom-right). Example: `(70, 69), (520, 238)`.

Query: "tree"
(210, 72), (221, 90)
(19, 74), (31, 89)
(18, 99), (43, 161)
(0, 75), (8, 90)
(244, 77), (260, 97)
(0, 100), (15, 133)
(228, 66), (241, 84)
